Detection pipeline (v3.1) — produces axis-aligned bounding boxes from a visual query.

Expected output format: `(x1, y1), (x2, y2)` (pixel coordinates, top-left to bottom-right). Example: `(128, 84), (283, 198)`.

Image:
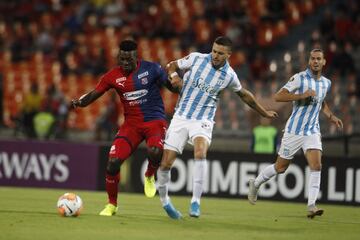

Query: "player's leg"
(189, 136), (209, 218)
(188, 119), (213, 217)
(248, 156), (290, 205)
(100, 125), (142, 216)
(158, 149), (182, 219)
(143, 120), (167, 198)
(248, 132), (301, 204)
(158, 118), (188, 219)
(304, 133), (323, 218)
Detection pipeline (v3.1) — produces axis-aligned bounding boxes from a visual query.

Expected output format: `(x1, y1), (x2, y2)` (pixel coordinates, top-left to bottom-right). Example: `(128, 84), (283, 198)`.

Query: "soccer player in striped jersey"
(71, 39), (177, 216)
(248, 49), (343, 218)
(157, 36), (278, 219)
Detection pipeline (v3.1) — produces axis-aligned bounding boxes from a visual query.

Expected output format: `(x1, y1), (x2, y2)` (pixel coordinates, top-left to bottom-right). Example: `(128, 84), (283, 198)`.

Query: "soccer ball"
(57, 193), (83, 217)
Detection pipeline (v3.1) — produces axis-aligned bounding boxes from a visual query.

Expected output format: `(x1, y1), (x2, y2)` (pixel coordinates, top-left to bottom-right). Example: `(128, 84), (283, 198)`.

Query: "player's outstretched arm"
(70, 90), (103, 109)
(274, 88), (316, 102)
(321, 101), (343, 130)
(236, 88), (278, 118)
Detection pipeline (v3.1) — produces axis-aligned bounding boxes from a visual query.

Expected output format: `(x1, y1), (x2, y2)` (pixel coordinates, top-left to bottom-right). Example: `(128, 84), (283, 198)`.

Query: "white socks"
(191, 159), (207, 204)
(308, 170), (321, 207)
(254, 164), (277, 188)
(157, 169), (170, 206)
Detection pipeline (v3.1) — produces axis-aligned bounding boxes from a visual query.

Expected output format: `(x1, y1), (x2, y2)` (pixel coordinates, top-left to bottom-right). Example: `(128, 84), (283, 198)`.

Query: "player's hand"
(264, 110), (278, 118)
(330, 115), (343, 130)
(302, 90), (316, 99)
(169, 75), (183, 89)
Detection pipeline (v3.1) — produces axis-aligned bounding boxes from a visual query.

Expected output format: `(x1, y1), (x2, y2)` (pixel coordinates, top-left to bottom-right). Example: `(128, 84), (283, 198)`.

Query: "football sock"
(191, 159), (207, 204)
(254, 164), (277, 188)
(308, 170), (321, 207)
(158, 168), (170, 206)
(145, 159), (157, 177)
(105, 173), (120, 206)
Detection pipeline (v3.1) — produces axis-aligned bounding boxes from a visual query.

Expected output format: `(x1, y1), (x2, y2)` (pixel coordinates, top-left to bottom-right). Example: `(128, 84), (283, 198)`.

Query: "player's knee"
(194, 148), (207, 159)
(275, 164), (289, 174)
(309, 163), (322, 171)
(160, 155), (173, 169)
(147, 146), (162, 167)
(106, 158), (122, 176)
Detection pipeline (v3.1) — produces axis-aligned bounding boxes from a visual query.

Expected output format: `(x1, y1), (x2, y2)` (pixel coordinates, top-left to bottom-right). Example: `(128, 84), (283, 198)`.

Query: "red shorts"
(109, 119), (167, 160)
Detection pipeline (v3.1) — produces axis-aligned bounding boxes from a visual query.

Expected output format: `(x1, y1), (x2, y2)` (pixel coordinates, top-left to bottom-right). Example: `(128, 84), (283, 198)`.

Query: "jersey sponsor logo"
(123, 89), (148, 100)
(141, 78), (148, 85)
(138, 71), (149, 79)
(129, 98), (148, 106)
(191, 77), (216, 95)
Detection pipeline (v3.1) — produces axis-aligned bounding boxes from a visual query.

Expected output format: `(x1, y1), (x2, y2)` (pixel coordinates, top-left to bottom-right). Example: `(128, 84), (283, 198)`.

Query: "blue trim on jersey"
(303, 77), (320, 134)
(179, 56), (208, 116)
(186, 60), (217, 119)
(310, 79), (324, 134)
(287, 73), (304, 133)
(207, 67), (228, 120)
(295, 73), (312, 134)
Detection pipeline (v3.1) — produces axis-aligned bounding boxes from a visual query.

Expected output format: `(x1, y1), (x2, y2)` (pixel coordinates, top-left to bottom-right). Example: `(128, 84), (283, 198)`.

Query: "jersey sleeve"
(177, 52), (201, 70)
(95, 71), (112, 93)
(228, 73), (242, 92)
(282, 74), (301, 92)
(327, 79), (332, 93)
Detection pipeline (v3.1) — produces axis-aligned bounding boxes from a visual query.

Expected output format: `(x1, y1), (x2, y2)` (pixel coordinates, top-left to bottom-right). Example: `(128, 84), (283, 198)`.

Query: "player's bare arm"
(71, 90), (104, 109)
(166, 60), (179, 74)
(321, 101), (343, 130)
(236, 88), (278, 118)
(166, 60), (183, 90)
(274, 88), (316, 102)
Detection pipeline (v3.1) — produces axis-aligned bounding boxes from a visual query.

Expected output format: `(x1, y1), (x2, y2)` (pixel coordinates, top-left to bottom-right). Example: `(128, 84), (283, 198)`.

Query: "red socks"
(105, 173), (120, 206)
(145, 161), (157, 177)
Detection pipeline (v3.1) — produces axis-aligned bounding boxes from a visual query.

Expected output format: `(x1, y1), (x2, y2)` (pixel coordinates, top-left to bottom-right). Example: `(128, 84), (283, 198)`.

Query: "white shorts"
(278, 132), (322, 159)
(164, 117), (213, 154)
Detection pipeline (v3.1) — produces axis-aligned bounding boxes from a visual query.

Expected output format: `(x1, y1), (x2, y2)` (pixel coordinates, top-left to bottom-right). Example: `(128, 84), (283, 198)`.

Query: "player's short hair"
(309, 48), (324, 59)
(311, 48), (324, 54)
(214, 36), (233, 50)
(119, 40), (137, 52)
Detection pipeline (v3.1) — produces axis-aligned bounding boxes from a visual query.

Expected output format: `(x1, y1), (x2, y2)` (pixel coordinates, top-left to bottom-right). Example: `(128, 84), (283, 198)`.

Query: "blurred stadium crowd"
(0, 0), (359, 140)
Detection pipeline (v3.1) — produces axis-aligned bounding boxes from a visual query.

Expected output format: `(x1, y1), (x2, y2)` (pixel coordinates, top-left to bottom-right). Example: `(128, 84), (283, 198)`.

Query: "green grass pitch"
(0, 187), (359, 240)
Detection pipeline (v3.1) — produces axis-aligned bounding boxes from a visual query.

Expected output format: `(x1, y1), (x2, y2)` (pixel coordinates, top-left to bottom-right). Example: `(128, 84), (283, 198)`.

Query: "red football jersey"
(95, 60), (168, 122)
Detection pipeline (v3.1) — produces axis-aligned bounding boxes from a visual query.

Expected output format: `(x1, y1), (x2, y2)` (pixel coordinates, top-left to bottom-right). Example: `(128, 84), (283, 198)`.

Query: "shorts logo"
(283, 148), (290, 157)
(110, 145), (116, 154)
(201, 122), (211, 130)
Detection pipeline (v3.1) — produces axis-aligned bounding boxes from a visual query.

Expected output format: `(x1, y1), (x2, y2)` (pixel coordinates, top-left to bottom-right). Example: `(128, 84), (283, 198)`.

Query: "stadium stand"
(0, 0), (359, 140)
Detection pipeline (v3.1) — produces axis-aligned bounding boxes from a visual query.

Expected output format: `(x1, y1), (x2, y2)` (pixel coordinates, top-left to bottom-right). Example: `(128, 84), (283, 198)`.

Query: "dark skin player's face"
(118, 50), (137, 74)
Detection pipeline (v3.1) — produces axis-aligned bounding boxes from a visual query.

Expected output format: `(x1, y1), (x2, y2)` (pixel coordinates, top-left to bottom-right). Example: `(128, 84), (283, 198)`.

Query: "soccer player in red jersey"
(71, 39), (176, 216)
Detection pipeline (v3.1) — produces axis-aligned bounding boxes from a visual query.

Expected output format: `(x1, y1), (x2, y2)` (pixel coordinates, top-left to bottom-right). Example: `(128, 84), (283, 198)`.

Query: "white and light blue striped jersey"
(283, 69), (331, 136)
(174, 52), (242, 122)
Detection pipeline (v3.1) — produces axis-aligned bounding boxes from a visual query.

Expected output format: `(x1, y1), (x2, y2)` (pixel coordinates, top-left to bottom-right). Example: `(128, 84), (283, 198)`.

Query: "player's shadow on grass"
(278, 214), (360, 225)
